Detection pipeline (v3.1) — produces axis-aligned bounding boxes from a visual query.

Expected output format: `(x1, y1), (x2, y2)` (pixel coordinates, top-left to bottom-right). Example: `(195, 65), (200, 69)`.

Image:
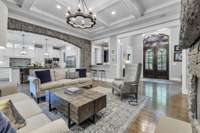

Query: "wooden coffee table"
(47, 87), (107, 128)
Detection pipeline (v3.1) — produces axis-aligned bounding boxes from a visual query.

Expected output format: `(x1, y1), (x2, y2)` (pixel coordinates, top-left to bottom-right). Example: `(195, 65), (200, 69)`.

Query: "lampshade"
(0, 0), (8, 49)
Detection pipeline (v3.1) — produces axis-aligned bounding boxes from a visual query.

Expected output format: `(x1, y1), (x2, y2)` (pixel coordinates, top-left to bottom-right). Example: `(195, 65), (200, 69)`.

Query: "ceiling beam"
(21, 0), (35, 10)
(122, 0), (145, 17)
(96, 16), (109, 27)
(92, 0), (120, 27)
(94, 0), (120, 13)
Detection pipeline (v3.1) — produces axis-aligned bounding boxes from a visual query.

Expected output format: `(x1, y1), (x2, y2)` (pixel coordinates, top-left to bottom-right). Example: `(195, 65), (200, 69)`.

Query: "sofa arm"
(30, 119), (69, 133)
(28, 76), (41, 98)
(0, 83), (18, 97)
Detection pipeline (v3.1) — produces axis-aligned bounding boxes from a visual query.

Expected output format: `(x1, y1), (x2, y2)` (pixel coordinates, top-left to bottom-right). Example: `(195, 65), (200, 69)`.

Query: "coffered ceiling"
(3, 0), (181, 40)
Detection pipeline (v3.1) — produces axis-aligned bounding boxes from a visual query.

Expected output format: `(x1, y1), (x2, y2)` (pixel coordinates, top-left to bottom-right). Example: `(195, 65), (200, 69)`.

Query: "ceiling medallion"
(65, 0), (96, 29)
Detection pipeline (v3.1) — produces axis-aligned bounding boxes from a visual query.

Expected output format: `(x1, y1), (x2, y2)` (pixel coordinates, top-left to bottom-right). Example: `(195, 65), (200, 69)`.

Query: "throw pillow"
(66, 72), (79, 79)
(0, 99), (25, 130)
(54, 69), (66, 81)
(76, 69), (87, 78)
(35, 70), (52, 84)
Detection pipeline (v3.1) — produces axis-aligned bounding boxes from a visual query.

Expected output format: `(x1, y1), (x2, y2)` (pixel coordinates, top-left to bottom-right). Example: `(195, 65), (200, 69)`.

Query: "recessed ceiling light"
(56, 4), (61, 9)
(111, 11), (116, 15)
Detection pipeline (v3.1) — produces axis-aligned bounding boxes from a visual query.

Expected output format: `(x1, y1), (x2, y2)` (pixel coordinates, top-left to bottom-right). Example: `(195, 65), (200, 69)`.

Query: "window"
(145, 49), (153, 70)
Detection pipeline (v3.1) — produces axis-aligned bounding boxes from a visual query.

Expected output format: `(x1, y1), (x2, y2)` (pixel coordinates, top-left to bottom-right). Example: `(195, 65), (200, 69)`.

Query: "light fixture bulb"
(66, 12), (69, 16)
(56, 4), (61, 9)
(72, 18), (76, 21)
(111, 11), (116, 15)
(44, 52), (49, 56)
(81, 20), (85, 24)
(0, 46), (5, 49)
(20, 50), (27, 55)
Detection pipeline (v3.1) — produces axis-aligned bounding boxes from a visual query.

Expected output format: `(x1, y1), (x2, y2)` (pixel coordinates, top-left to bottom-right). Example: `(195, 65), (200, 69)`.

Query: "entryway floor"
(93, 79), (188, 133)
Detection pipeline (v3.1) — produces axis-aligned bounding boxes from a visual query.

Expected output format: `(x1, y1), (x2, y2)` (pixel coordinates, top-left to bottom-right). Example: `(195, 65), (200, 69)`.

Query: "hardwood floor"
(94, 79), (189, 133)
(2, 79), (189, 133)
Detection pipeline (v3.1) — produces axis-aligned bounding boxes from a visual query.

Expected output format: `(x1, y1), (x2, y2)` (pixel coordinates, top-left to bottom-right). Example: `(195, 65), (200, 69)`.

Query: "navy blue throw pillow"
(76, 69), (87, 78)
(35, 70), (52, 84)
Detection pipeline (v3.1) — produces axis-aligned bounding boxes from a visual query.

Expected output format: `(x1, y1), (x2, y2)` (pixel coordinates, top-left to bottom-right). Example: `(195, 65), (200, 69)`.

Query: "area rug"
(39, 86), (148, 133)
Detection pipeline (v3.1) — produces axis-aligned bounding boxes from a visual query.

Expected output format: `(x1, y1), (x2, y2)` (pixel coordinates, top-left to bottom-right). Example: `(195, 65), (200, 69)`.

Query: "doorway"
(143, 34), (169, 79)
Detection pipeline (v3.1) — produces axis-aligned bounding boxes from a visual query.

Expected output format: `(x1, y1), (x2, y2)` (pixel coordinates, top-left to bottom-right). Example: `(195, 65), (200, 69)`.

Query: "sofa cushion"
(0, 83), (18, 97)
(77, 78), (92, 83)
(17, 113), (51, 133)
(0, 99), (26, 130)
(59, 79), (79, 86)
(30, 119), (69, 133)
(35, 70), (52, 84)
(0, 93), (30, 104)
(54, 69), (67, 81)
(13, 99), (42, 119)
(66, 72), (79, 79)
(155, 116), (192, 133)
(40, 81), (64, 91)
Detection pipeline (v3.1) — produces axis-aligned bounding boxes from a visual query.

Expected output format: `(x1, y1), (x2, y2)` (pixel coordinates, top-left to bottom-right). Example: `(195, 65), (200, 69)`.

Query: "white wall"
(125, 27), (182, 81)
(169, 26), (182, 81)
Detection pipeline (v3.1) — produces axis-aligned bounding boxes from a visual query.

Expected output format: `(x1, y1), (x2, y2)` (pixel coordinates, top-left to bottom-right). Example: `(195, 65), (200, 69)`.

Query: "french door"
(143, 34), (169, 79)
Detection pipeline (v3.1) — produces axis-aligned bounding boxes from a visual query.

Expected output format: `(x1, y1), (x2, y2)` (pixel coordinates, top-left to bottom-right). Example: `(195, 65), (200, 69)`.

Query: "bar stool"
(91, 69), (97, 80)
(98, 69), (106, 81)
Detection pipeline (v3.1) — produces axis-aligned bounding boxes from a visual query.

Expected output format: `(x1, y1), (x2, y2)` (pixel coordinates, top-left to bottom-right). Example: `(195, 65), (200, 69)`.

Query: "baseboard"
(169, 78), (182, 82)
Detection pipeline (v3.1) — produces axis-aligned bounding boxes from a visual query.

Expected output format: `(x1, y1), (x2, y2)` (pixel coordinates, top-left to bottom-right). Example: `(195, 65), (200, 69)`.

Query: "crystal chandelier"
(65, 0), (96, 29)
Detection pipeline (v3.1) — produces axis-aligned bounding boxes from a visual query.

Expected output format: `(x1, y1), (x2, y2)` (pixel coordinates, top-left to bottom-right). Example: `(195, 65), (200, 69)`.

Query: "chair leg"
(120, 93), (123, 101)
(36, 97), (40, 104)
(112, 88), (114, 94)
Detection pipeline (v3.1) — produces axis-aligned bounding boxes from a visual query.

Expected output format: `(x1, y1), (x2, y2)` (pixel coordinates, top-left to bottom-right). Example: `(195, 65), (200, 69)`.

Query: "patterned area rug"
(39, 86), (148, 133)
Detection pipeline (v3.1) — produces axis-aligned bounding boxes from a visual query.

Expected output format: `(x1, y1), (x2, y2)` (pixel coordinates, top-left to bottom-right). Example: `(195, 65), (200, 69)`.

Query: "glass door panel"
(157, 48), (167, 71)
(145, 49), (154, 70)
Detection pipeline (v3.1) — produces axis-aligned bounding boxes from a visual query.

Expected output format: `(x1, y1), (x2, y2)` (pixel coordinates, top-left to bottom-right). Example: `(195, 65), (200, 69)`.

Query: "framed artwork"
(174, 52), (182, 62)
(65, 56), (76, 68)
(174, 45), (182, 51)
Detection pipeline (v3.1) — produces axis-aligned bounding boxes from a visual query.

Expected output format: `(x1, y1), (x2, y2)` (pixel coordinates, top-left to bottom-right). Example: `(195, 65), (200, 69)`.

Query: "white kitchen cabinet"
(9, 68), (20, 84)
(0, 68), (9, 80)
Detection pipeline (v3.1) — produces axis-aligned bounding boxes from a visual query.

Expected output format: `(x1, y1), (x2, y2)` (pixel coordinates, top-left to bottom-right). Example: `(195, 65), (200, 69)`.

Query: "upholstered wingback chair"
(112, 63), (142, 100)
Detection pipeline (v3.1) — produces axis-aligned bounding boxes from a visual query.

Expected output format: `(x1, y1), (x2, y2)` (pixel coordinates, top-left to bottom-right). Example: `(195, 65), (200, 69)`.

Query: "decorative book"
(64, 87), (82, 95)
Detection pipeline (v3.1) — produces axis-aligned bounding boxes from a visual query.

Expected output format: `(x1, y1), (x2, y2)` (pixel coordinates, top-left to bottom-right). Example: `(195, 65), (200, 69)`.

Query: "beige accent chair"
(0, 93), (69, 133)
(0, 83), (18, 97)
(28, 69), (92, 103)
(155, 116), (192, 133)
(112, 63), (142, 100)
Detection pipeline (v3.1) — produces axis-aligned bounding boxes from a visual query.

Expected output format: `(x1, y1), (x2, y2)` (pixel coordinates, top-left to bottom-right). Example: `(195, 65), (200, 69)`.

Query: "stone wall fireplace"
(188, 45), (200, 133)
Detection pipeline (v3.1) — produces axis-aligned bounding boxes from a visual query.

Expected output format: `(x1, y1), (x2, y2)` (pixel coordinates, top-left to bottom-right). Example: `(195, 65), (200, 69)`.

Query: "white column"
(182, 49), (189, 94)
(0, 0), (8, 48)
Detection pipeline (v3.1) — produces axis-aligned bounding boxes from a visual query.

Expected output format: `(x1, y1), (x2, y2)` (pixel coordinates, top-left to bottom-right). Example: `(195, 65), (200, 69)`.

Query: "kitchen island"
(0, 67), (51, 84)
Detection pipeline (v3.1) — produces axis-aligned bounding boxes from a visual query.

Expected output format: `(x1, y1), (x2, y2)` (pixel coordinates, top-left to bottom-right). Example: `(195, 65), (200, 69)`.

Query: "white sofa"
(0, 93), (69, 133)
(155, 116), (192, 133)
(28, 69), (92, 102)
